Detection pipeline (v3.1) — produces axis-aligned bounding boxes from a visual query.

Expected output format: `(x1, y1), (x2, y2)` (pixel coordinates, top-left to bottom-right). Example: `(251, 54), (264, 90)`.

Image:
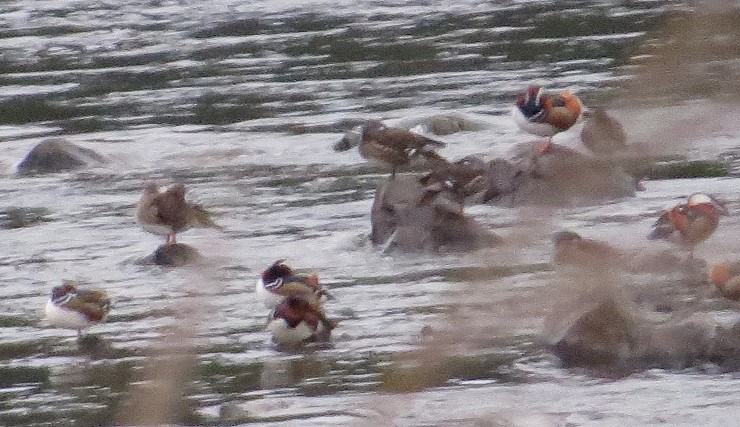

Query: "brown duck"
(551, 230), (623, 267)
(358, 120), (447, 176)
(135, 182), (223, 245)
(267, 296), (338, 344)
(45, 281), (111, 339)
(580, 107), (628, 156)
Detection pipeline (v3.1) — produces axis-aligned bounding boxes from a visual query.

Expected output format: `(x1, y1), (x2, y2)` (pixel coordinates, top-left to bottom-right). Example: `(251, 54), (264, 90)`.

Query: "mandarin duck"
(358, 120), (447, 176)
(579, 107), (628, 156)
(266, 296), (338, 345)
(256, 259), (334, 310)
(708, 262), (740, 301)
(648, 193), (727, 257)
(136, 182), (223, 245)
(45, 281), (111, 339)
(512, 86), (584, 154)
(417, 155), (489, 205)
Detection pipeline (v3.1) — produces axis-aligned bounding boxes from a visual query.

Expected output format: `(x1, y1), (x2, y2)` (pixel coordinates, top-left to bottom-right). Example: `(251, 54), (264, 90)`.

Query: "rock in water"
(550, 299), (638, 367)
(152, 243), (202, 267)
(17, 138), (104, 175)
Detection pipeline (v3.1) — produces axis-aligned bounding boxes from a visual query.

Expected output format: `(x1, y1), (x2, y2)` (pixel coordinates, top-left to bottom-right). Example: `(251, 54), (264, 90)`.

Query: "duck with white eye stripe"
(45, 281), (111, 340)
(255, 259), (334, 310)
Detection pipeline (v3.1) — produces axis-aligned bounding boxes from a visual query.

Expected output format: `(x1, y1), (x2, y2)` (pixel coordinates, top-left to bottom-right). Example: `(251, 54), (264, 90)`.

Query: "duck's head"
(687, 193), (728, 218)
(262, 259), (293, 282)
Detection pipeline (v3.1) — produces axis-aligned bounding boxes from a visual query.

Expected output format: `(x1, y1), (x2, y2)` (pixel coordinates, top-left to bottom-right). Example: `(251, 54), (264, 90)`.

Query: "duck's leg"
(535, 137), (554, 155)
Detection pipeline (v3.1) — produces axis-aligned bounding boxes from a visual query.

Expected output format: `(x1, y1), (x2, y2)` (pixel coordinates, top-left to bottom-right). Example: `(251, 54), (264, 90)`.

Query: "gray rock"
(492, 142), (638, 206)
(550, 300), (639, 368)
(152, 243), (202, 267)
(17, 138), (104, 175)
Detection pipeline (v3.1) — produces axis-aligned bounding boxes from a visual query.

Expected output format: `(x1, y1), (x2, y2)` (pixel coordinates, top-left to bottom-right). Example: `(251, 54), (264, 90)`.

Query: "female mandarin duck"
(512, 86), (584, 154)
(136, 182), (223, 245)
(358, 120), (447, 176)
(45, 281), (111, 339)
(579, 107), (628, 156)
(708, 261), (740, 300)
(648, 193), (727, 257)
(417, 155), (489, 205)
(267, 296), (338, 345)
(256, 259), (334, 310)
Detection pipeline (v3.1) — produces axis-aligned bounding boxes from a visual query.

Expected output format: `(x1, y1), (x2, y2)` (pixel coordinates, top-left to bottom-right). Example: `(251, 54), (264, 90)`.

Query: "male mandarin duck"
(708, 262), (740, 300)
(267, 296), (338, 345)
(45, 281), (111, 339)
(256, 259), (334, 310)
(358, 120), (447, 176)
(512, 86), (584, 154)
(135, 182), (223, 245)
(551, 230), (623, 267)
(648, 193), (727, 257)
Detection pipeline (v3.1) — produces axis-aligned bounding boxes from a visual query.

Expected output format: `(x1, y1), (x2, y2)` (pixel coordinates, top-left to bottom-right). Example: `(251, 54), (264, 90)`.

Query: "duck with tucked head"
(580, 107), (628, 156)
(267, 296), (338, 345)
(551, 230), (623, 268)
(648, 193), (727, 258)
(45, 281), (111, 339)
(135, 182), (223, 245)
(358, 120), (447, 176)
(512, 86), (584, 154)
(708, 261), (740, 300)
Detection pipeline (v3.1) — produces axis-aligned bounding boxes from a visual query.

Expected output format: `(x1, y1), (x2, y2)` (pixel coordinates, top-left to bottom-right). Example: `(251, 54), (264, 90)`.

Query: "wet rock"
(16, 137), (105, 175)
(494, 142), (638, 206)
(426, 143), (639, 207)
(152, 243), (202, 267)
(370, 174), (500, 253)
(550, 300), (639, 367)
(219, 403), (251, 424)
(548, 293), (740, 371)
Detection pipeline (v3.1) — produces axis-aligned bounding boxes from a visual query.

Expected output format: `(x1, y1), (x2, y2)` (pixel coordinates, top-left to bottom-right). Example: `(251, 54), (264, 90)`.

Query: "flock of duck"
(43, 86), (733, 347)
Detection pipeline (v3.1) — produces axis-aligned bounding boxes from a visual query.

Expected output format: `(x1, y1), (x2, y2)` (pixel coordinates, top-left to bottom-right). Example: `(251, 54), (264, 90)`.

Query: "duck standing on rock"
(512, 86), (583, 154)
(45, 281), (111, 340)
(648, 193), (727, 258)
(135, 182), (223, 245)
(358, 120), (447, 176)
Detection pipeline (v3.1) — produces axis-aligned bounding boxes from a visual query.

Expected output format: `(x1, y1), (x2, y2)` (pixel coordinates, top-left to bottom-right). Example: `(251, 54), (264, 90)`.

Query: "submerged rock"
(17, 138), (105, 175)
(152, 243), (202, 267)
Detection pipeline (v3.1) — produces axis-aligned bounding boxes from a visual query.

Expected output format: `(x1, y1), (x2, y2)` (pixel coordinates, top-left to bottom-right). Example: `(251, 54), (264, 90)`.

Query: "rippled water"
(1, 0), (740, 426)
